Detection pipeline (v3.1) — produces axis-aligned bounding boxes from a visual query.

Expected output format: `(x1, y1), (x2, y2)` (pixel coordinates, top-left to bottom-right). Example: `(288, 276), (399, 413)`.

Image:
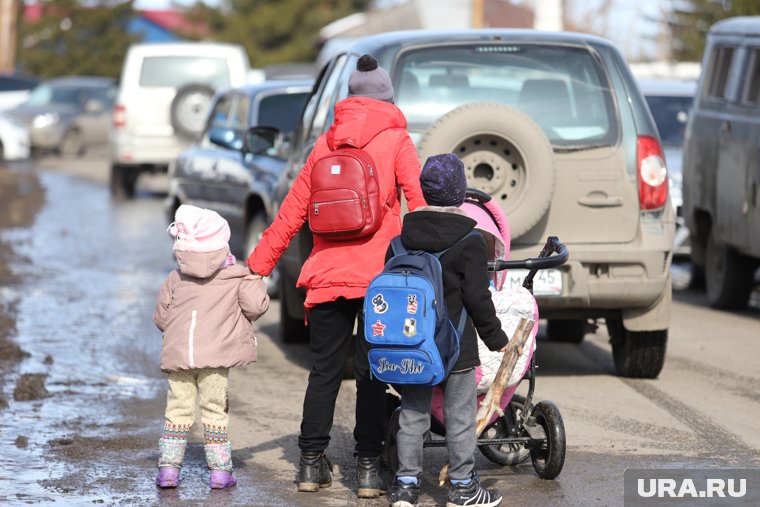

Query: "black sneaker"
(357, 456), (386, 498)
(447, 474), (502, 507)
(297, 452), (332, 492)
(389, 478), (420, 507)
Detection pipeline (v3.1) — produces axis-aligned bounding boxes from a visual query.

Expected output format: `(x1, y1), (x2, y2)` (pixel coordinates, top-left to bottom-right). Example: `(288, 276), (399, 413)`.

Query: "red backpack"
(308, 146), (396, 240)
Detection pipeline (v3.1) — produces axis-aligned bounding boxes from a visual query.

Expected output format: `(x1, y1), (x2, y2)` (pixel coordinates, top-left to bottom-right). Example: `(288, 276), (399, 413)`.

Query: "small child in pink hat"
(153, 205), (269, 489)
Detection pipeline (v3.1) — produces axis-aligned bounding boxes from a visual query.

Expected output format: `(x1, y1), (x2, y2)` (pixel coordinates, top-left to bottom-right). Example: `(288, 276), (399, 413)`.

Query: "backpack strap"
(383, 185), (399, 212)
(432, 230), (482, 337)
(390, 235), (406, 256)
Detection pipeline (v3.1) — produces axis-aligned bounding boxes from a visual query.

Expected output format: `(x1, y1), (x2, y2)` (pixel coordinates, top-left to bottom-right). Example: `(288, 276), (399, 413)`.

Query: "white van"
(110, 42), (251, 198)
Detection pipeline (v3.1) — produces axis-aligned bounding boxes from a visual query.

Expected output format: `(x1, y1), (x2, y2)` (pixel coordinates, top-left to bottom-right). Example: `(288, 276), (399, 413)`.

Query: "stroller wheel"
(529, 400), (566, 480)
(384, 407), (401, 477)
(478, 394), (531, 466)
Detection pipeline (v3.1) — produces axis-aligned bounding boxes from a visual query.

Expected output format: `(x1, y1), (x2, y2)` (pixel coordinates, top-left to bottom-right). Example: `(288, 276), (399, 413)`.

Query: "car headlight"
(32, 112), (60, 128)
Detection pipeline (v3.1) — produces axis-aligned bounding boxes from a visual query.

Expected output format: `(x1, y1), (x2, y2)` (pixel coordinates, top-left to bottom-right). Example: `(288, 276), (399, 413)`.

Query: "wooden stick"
(438, 317), (535, 486)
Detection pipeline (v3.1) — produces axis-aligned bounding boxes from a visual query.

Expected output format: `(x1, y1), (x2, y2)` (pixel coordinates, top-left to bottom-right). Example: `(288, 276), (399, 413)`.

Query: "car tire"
(170, 83), (215, 140)
(417, 102), (555, 239)
(546, 319), (586, 343)
(244, 212), (279, 299)
(279, 274), (309, 343)
(110, 163), (138, 199)
(58, 128), (84, 158)
(705, 228), (755, 310)
(608, 317), (667, 378)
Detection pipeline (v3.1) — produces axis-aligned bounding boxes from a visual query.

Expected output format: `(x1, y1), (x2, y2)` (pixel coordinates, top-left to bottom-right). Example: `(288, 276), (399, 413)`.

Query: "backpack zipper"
(314, 198), (361, 215)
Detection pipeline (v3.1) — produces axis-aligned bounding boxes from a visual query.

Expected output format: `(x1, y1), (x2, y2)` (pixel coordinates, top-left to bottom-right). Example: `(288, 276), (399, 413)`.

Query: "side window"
(308, 54), (349, 140)
(323, 55), (357, 130)
(294, 63), (331, 149)
(742, 48), (760, 106)
(706, 46), (735, 101)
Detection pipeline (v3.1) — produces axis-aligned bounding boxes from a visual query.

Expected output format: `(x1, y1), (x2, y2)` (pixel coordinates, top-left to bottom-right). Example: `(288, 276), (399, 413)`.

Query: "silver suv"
(265, 30), (675, 378)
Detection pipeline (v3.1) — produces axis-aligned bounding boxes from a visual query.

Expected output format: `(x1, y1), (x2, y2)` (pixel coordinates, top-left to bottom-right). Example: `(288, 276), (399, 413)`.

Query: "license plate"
(504, 269), (563, 296)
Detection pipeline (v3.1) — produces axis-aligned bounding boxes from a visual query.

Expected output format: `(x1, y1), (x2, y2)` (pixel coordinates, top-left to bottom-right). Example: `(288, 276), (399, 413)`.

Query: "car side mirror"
(243, 126), (281, 155)
(84, 99), (103, 113)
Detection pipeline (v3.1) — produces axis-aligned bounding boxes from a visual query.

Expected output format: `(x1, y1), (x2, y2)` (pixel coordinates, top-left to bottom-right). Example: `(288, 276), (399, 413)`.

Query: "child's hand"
(244, 273), (263, 281)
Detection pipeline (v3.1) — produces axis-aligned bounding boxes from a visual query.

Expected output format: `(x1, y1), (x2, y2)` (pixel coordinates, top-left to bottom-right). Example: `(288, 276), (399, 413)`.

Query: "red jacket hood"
(326, 96), (408, 150)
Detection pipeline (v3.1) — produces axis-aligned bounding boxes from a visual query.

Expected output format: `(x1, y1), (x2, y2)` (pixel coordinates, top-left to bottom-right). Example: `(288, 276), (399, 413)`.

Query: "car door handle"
(578, 195), (623, 207)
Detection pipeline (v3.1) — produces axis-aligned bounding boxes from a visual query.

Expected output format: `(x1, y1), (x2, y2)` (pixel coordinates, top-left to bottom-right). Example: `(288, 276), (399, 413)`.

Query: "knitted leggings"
(163, 368), (230, 444)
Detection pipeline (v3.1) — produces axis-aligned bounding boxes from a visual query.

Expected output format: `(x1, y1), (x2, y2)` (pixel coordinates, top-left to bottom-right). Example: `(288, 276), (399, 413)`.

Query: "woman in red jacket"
(247, 54), (426, 499)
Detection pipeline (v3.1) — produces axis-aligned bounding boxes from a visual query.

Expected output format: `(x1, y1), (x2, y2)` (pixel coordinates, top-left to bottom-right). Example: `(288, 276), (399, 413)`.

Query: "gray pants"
(396, 368), (477, 481)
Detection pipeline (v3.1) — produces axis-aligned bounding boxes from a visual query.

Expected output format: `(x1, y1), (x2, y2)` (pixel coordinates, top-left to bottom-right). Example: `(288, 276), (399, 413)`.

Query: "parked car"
(639, 78), (696, 257)
(0, 74), (40, 112)
(166, 79), (313, 295)
(682, 16), (760, 310)
(252, 30), (675, 378)
(0, 111), (31, 161)
(7, 76), (115, 157)
(110, 42), (252, 199)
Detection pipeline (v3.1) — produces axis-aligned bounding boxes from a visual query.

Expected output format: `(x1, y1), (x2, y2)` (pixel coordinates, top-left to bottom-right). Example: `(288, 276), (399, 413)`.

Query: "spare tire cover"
(418, 102), (555, 239)
(170, 83), (215, 139)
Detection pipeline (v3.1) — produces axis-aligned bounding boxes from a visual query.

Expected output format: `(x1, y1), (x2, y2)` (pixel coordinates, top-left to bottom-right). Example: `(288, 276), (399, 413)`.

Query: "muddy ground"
(2, 157), (759, 507)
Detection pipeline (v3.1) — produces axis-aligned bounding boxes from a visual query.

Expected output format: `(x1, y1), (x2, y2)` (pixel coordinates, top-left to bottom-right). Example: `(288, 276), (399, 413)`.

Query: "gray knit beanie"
(348, 54), (394, 101)
(420, 153), (467, 207)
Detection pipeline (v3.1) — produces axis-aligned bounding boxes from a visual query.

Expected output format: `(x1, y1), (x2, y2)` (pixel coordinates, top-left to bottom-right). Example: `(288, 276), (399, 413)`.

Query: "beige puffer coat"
(153, 248), (269, 372)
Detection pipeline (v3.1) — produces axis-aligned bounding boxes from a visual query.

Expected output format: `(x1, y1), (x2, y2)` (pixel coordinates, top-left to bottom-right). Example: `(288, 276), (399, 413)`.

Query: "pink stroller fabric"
(431, 197), (538, 426)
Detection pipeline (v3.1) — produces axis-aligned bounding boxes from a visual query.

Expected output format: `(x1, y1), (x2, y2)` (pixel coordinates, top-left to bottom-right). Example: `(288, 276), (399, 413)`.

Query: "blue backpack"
(364, 232), (477, 386)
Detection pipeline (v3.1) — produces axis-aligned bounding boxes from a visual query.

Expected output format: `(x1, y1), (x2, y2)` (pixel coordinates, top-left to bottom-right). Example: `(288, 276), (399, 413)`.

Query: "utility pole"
(0, 0), (18, 73)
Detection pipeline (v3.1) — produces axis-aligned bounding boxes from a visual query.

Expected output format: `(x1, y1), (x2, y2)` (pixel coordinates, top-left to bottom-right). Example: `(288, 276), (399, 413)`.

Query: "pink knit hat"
(168, 205), (230, 253)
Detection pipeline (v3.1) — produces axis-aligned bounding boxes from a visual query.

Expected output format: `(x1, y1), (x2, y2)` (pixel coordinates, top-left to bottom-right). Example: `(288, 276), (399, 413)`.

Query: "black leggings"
(298, 298), (388, 458)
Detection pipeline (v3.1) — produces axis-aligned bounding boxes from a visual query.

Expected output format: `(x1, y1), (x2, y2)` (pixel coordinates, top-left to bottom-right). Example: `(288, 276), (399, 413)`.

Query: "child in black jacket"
(388, 153), (508, 507)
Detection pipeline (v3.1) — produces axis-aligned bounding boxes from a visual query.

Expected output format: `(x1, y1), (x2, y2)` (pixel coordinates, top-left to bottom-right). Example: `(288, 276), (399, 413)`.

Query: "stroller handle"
(487, 236), (568, 272)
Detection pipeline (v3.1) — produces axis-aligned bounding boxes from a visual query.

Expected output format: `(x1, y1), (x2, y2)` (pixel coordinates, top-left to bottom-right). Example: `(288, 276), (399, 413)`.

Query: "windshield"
(25, 84), (89, 107)
(644, 95), (692, 146)
(393, 43), (617, 148)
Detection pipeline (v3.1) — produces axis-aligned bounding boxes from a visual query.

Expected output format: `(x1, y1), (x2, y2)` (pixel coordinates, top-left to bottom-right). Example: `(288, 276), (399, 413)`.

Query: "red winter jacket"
(247, 96), (426, 309)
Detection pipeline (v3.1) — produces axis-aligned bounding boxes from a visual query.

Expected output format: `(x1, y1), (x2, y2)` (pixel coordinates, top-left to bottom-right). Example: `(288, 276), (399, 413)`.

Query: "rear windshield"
(393, 43), (617, 148)
(139, 56), (230, 88)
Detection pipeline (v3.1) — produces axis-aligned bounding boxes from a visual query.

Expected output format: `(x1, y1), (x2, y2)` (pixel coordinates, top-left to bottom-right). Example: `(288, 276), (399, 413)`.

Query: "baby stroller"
(384, 189), (568, 480)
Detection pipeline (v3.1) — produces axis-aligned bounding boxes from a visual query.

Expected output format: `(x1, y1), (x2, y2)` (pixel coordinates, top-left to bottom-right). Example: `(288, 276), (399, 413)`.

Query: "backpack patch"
(363, 233), (477, 385)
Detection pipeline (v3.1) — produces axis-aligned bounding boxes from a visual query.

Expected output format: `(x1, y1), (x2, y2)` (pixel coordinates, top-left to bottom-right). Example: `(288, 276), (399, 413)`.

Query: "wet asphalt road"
(0, 156), (759, 506)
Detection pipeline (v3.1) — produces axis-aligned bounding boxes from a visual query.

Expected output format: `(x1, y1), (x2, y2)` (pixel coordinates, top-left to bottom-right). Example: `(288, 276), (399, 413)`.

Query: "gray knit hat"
(348, 54), (394, 101)
(420, 153), (467, 207)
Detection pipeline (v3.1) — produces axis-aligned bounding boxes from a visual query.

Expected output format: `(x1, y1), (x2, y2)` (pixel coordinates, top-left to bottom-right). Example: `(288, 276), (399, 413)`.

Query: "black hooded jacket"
(387, 206), (508, 371)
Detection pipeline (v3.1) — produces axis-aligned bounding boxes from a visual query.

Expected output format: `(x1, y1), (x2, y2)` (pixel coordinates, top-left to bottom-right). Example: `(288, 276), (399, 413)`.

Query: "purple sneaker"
(156, 467), (180, 488)
(210, 470), (237, 489)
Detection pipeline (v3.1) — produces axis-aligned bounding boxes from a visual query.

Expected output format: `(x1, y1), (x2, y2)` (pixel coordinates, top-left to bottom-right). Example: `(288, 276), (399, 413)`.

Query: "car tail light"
(637, 135), (668, 210)
(113, 104), (125, 128)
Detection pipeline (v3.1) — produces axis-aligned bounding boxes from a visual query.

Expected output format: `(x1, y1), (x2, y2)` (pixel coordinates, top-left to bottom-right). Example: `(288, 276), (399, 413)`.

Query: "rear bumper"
(111, 131), (190, 167)
(510, 237), (671, 319)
